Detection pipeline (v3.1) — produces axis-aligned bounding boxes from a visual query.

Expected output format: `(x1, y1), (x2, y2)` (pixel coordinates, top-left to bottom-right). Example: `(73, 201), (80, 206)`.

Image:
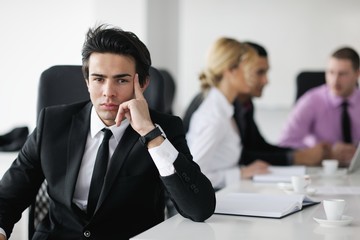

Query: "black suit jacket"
(0, 101), (215, 240)
(234, 99), (293, 166)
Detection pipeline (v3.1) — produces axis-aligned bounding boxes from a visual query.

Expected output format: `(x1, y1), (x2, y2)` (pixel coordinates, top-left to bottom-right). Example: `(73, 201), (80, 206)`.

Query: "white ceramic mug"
(323, 199), (346, 221)
(322, 159), (339, 175)
(291, 175), (311, 193)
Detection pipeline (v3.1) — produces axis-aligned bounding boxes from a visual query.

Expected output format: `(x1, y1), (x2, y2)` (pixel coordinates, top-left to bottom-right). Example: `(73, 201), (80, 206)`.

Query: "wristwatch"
(139, 126), (163, 147)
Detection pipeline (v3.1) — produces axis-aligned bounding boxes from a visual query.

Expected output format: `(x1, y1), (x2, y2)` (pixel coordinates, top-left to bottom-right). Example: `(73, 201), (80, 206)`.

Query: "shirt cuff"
(148, 138), (178, 176)
(0, 228), (7, 239)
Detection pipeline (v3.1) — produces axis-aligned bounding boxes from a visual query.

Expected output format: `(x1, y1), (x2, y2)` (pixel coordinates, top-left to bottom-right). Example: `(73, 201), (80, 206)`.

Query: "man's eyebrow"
(90, 73), (132, 78)
(113, 73), (132, 78)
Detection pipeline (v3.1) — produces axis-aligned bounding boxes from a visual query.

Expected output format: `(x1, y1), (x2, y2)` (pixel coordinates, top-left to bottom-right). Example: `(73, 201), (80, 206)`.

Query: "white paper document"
(252, 166), (306, 183)
(215, 192), (319, 218)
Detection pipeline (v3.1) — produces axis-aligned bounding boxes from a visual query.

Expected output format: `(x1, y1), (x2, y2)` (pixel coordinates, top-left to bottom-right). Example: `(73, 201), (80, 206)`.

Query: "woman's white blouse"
(186, 87), (242, 189)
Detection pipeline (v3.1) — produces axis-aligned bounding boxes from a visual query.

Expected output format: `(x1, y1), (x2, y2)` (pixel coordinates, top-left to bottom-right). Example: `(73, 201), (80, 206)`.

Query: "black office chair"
(159, 69), (176, 115)
(29, 65), (170, 239)
(182, 92), (206, 133)
(295, 71), (326, 102)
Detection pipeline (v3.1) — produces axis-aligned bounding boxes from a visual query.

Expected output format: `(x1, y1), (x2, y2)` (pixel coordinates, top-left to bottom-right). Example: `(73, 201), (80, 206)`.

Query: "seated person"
(235, 42), (327, 167)
(279, 47), (360, 167)
(0, 24), (215, 240)
(186, 37), (269, 190)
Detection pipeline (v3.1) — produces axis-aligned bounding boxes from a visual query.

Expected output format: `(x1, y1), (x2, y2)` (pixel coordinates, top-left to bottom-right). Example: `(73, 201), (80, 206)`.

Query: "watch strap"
(139, 127), (163, 146)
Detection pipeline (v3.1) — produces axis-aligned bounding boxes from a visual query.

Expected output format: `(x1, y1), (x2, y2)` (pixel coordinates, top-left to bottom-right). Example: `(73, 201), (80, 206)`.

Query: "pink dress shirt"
(278, 85), (360, 148)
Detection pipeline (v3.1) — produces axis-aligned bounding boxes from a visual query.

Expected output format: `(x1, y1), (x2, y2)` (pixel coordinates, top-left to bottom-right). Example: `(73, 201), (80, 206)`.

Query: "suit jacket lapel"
(96, 126), (139, 210)
(64, 102), (92, 206)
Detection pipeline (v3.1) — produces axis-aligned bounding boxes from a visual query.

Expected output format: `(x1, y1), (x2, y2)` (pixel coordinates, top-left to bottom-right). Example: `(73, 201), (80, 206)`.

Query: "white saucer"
(319, 169), (347, 178)
(277, 183), (317, 196)
(313, 215), (353, 227)
(277, 182), (293, 191)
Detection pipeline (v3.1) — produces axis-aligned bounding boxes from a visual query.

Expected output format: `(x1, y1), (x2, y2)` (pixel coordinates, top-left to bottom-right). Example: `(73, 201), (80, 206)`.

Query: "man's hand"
(293, 143), (330, 166)
(330, 142), (356, 167)
(240, 160), (270, 179)
(115, 74), (154, 135)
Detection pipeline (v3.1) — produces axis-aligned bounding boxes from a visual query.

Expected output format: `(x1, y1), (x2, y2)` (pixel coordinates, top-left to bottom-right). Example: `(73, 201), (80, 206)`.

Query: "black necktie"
(341, 101), (352, 143)
(233, 99), (252, 141)
(87, 128), (113, 216)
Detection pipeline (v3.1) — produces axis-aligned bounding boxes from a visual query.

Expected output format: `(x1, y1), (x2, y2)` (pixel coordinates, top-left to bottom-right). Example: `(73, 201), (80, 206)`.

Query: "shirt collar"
(208, 87), (234, 118)
(90, 106), (130, 142)
(327, 86), (359, 108)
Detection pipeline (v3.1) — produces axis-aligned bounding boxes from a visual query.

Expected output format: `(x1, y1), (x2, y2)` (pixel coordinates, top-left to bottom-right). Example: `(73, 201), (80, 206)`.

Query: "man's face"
(249, 56), (269, 98)
(86, 52), (137, 126)
(326, 57), (359, 98)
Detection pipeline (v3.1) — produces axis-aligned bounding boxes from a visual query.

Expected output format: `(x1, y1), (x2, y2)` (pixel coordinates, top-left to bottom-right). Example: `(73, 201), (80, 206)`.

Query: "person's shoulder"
(297, 85), (327, 103)
(149, 110), (182, 125)
(40, 100), (91, 118)
(45, 100), (90, 112)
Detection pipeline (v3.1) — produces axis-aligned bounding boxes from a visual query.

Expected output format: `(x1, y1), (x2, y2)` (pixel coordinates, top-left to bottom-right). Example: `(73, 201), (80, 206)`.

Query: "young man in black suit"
(0, 24), (215, 240)
(236, 42), (327, 166)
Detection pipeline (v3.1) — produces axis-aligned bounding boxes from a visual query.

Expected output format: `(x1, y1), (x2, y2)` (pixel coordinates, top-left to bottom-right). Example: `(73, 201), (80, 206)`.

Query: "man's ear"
(140, 77), (150, 93)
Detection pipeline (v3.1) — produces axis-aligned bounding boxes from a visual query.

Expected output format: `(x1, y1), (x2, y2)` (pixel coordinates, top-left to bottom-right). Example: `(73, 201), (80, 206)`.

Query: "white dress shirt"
(73, 107), (178, 210)
(186, 87), (242, 189)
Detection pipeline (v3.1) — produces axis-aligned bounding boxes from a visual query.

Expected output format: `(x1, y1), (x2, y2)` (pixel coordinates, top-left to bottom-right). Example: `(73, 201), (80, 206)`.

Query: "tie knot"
(102, 128), (113, 141)
(342, 101), (349, 108)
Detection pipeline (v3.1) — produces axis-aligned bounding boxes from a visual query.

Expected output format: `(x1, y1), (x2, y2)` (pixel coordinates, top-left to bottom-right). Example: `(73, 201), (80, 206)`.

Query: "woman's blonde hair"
(199, 37), (257, 91)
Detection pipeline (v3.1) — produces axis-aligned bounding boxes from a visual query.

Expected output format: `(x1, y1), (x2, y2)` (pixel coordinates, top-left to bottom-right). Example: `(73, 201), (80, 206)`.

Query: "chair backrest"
(30, 64), (170, 239)
(295, 71), (326, 102)
(159, 69), (176, 114)
(182, 92), (205, 133)
(144, 67), (167, 112)
(36, 65), (89, 117)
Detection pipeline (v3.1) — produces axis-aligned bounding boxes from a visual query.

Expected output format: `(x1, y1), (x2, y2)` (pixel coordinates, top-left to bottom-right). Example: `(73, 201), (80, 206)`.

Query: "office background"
(1, 0), (360, 144)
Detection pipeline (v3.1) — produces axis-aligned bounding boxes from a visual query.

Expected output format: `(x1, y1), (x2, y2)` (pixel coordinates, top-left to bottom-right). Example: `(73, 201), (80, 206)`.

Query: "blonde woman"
(186, 37), (269, 190)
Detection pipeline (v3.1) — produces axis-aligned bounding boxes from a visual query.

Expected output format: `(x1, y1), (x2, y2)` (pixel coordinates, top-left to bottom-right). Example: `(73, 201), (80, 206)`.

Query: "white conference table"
(132, 168), (360, 240)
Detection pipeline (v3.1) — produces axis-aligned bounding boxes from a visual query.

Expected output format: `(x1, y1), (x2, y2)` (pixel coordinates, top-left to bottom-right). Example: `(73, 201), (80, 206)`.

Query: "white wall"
(0, 0), (147, 134)
(1, 0), (360, 138)
(176, 0), (360, 116)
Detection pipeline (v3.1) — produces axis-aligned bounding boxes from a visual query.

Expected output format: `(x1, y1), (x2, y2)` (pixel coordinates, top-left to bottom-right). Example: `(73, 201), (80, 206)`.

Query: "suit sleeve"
(157, 115), (216, 222)
(239, 103), (293, 166)
(0, 112), (45, 237)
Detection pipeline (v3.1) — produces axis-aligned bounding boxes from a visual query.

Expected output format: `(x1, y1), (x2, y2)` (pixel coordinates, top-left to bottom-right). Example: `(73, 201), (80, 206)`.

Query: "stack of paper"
(252, 166), (306, 183)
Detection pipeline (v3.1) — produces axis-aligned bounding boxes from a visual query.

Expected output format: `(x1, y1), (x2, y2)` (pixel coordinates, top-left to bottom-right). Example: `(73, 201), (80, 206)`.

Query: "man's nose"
(103, 81), (116, 96)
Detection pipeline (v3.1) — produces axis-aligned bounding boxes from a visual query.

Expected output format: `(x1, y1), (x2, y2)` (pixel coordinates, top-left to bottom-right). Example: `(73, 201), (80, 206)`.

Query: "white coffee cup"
(322, 159), (339, 175)
(323, 199), (346, 221)
(291, 175), (311, 193)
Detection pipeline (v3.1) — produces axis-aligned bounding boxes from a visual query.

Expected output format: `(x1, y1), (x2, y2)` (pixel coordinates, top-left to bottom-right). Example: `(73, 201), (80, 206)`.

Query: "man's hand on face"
(115, 74), (155, 135)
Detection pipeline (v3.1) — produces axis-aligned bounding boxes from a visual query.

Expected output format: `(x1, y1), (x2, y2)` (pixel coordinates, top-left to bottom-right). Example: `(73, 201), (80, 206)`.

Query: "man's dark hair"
(81, 24), (151, 86)
(243, 41), (268, 57)
(332, 47), (360, 71)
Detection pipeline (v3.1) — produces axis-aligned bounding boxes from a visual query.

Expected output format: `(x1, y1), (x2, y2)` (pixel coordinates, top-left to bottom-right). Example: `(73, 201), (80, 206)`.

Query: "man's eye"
(92, 77), (103, 82)
(117, 79), (129, 84)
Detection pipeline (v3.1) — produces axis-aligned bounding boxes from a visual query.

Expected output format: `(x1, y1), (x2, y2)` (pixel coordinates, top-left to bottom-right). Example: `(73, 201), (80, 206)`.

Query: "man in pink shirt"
(279, 47), (360, 167)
